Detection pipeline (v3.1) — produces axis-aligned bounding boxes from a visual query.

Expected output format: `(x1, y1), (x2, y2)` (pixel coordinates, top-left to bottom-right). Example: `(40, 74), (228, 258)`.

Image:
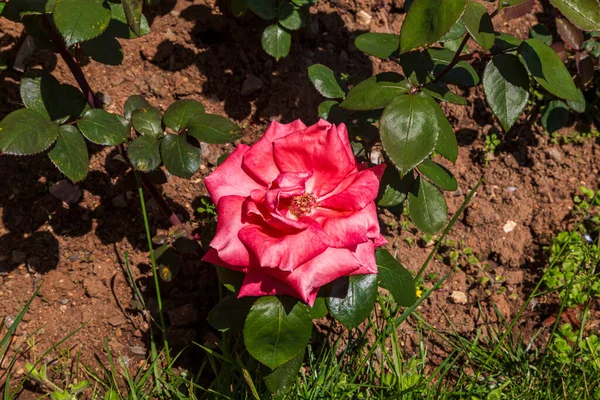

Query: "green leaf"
(0, 3), (6, 14)
(77, 109), (129, 145)
(107, 1), (150, 38)
(567, 88), (586, 113)
(529, 24), (552, 45)
(339, 73), (409, 110)
(317, 100), (339, 119)
(122, 0), (143, 36)
(53, 0), (112, 47)
(400, 50), (435, 85)
(262, 24), (291, 60)
(354, 33), (400, 59)
(20, 69), (88, 122)
(278, 2), (302, 30)
(160, 133), (201, 178)
(417, 159), (458, 191)
(0, 109), (58, 155)
(376, 249), (416, 307)
(483, 54), (530, 131)
(163, 99), (205, 132)
(378, 169), (415, 207)
(208, 295), (255, 333)
(244, 296), (312, 370)
(80, 33), (124, 65)
(131, 107), (163, 137)
(491, 32), (522, 53)
(156, 247), (182, 282)
(326, 274), (378, 329)
(264, 350), (304, 399)
(249, 0), (276, 19)
(548, 0), (600, 32)
(461, 1), (494, 51)
(422, 82), (467, 105)
(380, 93), (440, 176)
(439, 19), (466, 41)
(309, 297), (328, 319)
(2, 0), (56, 20)
(216, 266), (245, 293)
(399, 0), (467, 53)
(48, 125), (89, 182)
(433, 102), (458, 163)
(407, 176), (448, 234)
(308, 64), (346, 99)
(188, 114), (243, 144)
(124, 94), (151, 120)
(429, 48), (480, 86)
(541, 100), (569, 134)
(127, 135), (161, 172)
(518, 39), (579, 101)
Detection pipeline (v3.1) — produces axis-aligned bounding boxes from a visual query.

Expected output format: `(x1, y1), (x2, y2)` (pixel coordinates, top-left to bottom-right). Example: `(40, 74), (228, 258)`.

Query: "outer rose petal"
(202, 248), (247, 272)
(273, 120), (357, 197)
(238, 220), (330, 272)
(336, 123), (356, 166)
(312, 202), (382, 248)
(242, 120), (307, 186)
(202, 195), (253, 268)
(238, 269), (319, 306)
(204, 145), (264, 206)
(319, 164), (386, 211)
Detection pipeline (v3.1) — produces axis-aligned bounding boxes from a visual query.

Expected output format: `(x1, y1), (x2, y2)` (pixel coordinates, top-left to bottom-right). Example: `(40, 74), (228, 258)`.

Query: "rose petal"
(238, 220), (330, 272)
(312, 202), (381, 247)
(203, 195), (253, 268)
(202, 248), (247, 272)
(336, 123), (356, 165)
(204, 145), (264, 206)
(273, 120), (356, 197)
(242, 120), (307, 186)
(238, 269), (319, 306)
(318, 165), (385, 211)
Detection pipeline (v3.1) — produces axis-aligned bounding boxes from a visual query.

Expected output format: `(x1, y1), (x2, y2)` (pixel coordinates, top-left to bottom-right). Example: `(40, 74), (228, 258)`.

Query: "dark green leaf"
(491, 32), (522, 53)
(429, 48), (480, 86)
(80, 33), (124, 65)
(529, 24), (552, 45)
(208, 295), (255, 333)
(78, 109), (130, 145)
(461, 1), (494, 51)
(53, 0), (111, 47)
(122, 0), (143, 36)
(2, 0), (56, 20)
(567, 88), (586, 113)
(244, 296), (312, 369)
(278, 2), (302, 30)
(439, 20), (466, 42)
(417, 159), (458, 191)
(163, 99), (205, 132)
(308, 64), (346, 99)
(131, 107), (163, 137)
(249, 0), (276, 19)
(156, 247), (182, 282)
(548, 0), (600, 31)
(262, 24), (291, 60)
(327, 274), (377, 329)
(160, 133), (201, 178)
(400, 50), (434, 85)
(541, 100), (569, 134)
(378, 169), (415, 207)
(127, 135), (161, 172)
(188, 114), (243, 144)
(427, 96), (457, 163)
(317, 100), (339, 119)
(339, 73), (409, 110)
(399, 0), (467, 53)
(48, 125), (89, 182)
(309, 297), (328, 319)
(376, 249), (416, 307)
(483, 54), (530, 131)
(0, 109), (58, 155)
(422, 82), (467, 105)
(107, 1), (150, 38)
(518, 39), (579, 101)
(216, 266), (245, 293)
(264, 350), (303, 399)
(380, 93), (440, 176)
(407, 176), (448, 234)
(354, 33), (400, 59)
(20, 69), (88, 122)
(124, 95), (151, 120)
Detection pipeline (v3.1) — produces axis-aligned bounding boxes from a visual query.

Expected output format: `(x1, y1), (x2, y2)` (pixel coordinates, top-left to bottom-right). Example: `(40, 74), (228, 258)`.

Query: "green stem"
(134, 170), (171, 369)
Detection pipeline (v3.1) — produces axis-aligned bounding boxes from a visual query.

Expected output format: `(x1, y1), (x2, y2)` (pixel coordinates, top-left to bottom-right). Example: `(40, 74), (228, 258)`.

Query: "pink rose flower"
(202, 119), (386, 306)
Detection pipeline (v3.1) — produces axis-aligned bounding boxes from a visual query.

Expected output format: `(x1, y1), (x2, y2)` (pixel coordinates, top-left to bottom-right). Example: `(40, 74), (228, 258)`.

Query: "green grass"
(2, 183), (599, 399)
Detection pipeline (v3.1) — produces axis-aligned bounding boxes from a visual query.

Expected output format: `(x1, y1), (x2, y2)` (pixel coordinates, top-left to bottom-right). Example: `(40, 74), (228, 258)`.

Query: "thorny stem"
(40, 15), (203, 254)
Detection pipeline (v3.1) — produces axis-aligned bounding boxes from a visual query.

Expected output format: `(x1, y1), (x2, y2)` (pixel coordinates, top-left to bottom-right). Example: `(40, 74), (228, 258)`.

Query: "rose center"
(289, 192), (317, 218)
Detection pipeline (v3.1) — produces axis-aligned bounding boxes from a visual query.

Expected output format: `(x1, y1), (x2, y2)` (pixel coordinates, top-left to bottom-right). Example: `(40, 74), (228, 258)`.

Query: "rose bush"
(202, 119), (386, 305)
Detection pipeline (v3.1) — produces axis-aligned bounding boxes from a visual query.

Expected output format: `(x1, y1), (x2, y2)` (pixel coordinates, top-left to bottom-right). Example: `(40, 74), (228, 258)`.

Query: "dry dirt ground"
(0, 0), (599, 396)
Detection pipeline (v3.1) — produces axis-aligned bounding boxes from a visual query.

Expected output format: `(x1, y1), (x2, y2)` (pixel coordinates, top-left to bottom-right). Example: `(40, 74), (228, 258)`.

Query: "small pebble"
(503, 220), (517, 233)
(450, 291), (468, 305)
(129, 345), (146, 355)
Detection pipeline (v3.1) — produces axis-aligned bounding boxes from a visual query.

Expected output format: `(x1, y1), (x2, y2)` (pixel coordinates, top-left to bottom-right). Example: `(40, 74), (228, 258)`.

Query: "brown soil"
(0, 0), (599, 396)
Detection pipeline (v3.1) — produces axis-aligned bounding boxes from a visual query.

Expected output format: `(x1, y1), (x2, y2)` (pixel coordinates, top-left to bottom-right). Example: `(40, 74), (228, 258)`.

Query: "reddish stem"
(40, 15), (202, 253)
